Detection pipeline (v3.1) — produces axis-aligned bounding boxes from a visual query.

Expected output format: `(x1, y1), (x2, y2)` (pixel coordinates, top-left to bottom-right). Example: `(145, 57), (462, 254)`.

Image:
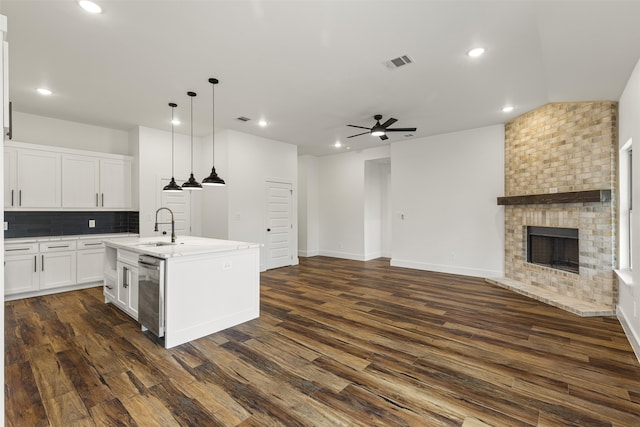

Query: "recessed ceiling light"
(258, 120), (267, 127)
(334, 141), (342, 148)
(78, 1), (102, 14)
(501, 105), (514, 113)
(467, 47), (485, 57)
(171, 119), (181, 125)
(37, 88), (53, 96)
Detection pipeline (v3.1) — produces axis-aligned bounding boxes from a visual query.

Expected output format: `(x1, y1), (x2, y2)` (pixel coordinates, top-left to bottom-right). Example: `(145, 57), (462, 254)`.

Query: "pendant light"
(202, 77), (226, 186)
(162, 102), (182, 192)
(182, 91), (202, 190)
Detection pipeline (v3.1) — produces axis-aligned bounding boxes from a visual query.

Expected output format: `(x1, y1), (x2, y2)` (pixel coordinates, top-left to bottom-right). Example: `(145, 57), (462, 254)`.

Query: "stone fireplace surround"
(488, 102), (617, 316)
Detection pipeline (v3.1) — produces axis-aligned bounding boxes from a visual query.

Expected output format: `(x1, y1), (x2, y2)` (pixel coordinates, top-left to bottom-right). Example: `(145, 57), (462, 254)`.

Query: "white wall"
(391, 125), (504, 277)
(199, 130), (229, 240)
(12, 111), (130, 155)
(135, 126), (206, 238)
(618, 56), (640, 361)
(381, 160), (392, 257)
(364, 159), (384, 260)
(225, 130), (298, 270)
(317, 145), (390, 260)
(298, 155), (320, 257)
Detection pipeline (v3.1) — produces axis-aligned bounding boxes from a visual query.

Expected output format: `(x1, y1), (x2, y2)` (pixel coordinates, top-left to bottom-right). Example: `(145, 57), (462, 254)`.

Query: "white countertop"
(5, 233), (138, 245)
(103, 235), (260, 259)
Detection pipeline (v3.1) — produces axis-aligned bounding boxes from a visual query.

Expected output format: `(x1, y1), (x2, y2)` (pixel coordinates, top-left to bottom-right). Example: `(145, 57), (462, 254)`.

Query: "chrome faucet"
(154, 207), (176, 243)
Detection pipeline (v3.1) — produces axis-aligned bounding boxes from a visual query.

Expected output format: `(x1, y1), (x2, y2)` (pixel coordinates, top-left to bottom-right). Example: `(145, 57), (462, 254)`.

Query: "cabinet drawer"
(4, 242), (38, 254)
(39, 240), (77, 252)
(117, 249), (138, 265)
(78, 239), (105, 249)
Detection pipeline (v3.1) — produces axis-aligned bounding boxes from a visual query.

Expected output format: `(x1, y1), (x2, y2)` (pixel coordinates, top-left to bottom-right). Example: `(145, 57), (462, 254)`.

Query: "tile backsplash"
(3, 211), (139, 238)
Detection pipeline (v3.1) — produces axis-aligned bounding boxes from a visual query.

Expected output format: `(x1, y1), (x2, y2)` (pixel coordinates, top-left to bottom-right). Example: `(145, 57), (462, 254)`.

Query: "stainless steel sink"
(136, 242), (174, 247)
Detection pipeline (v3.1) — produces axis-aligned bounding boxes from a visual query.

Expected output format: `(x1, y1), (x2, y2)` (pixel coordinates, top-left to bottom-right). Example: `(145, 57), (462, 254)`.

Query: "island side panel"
(164, 246), (260, 348)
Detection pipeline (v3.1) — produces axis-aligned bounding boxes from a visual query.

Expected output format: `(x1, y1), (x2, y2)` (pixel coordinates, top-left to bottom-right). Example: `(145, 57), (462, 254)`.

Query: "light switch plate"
(88, 219), (96, 228)
(3, 221), (7, 231)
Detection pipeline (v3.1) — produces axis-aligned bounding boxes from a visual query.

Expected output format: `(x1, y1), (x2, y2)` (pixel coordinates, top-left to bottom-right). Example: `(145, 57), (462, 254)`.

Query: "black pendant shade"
(182, 173), (202, 190)
(163, 102), (183, 193)
(163, 176), (183, 192)
(202, 77), (226, 187)
(182, 91), (202, 190)
(202, 166), (225, 186)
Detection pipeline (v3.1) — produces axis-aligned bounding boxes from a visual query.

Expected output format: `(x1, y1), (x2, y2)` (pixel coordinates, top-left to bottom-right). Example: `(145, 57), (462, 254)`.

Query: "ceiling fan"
(347, 114), (417, 140)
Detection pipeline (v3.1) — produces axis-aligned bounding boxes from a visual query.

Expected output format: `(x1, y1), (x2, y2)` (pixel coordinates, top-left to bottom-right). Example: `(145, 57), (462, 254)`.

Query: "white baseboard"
(318, 250), (366, 261)
(617, 305), (640, 364)
(298, 250), (320, 258)
(364, 251), (382, 261)
(389, 258), (503, 278)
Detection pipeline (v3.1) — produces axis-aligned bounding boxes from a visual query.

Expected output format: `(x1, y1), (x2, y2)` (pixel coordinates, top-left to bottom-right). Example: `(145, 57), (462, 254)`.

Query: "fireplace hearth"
(527, 226), (579, 274)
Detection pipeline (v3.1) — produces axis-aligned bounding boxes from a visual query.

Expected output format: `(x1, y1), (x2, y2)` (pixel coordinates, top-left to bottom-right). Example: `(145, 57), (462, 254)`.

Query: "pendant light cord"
(215, 80), (218, 167)
(190, 94), (194, 172)
(171, 105), (175, 177)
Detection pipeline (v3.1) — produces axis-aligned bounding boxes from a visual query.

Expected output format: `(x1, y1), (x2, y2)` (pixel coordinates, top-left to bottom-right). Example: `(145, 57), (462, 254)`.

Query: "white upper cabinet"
(99, 158), (132, 209)
(61, 154), (100, 208)
(5, 141), (133, 211)
(16, 148), (62, 208)
(4, 146), (16, 208)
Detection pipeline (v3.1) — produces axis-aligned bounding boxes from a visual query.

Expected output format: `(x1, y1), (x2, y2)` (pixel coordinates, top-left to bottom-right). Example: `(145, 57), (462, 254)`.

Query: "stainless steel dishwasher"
(138, 255), (165, 338)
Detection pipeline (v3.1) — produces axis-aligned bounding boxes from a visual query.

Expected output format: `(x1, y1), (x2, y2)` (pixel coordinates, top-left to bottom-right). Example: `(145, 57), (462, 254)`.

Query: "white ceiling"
(2, 1), (640, 156)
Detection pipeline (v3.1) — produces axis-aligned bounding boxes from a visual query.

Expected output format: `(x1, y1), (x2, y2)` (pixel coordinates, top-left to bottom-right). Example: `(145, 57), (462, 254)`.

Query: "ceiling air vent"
(236, 116), (251, 122)
(384, 55), (414, 70)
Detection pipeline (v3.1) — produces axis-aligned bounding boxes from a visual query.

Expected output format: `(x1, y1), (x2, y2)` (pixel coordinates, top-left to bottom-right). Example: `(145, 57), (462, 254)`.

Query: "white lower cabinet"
(77, 239), (105, 284)
(39, 241), (77, 290)
(4, 243), (39, 294)
(115, 249), (139, 319)
(40, 251), (76, 290)
(4, 240), (76, 296)
(4, 235), (129, 300)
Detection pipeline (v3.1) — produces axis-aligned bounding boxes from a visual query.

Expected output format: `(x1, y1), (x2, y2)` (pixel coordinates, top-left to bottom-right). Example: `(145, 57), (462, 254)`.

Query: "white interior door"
(159, 179), (191, 237)
(266, 181), (292, 270)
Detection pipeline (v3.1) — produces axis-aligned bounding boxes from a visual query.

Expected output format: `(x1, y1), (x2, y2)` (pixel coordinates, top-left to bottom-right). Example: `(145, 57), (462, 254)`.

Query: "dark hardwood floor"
(5, 256), (640, 426)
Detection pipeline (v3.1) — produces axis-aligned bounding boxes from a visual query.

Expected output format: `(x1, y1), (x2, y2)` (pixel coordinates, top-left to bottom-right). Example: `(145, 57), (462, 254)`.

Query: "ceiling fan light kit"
(347, 114), (417, 141)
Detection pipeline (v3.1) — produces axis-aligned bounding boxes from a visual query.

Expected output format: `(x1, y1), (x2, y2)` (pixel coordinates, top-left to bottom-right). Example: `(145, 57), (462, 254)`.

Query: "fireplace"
(527, 226), (579, 274)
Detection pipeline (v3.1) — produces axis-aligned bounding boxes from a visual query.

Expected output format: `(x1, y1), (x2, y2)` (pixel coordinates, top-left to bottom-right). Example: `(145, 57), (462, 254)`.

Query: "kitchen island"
(103, 236), (260, 348)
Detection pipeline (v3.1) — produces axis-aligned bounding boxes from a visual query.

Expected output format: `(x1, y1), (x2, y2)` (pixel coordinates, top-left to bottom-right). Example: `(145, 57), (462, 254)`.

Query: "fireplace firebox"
(527, 226), (579, 274)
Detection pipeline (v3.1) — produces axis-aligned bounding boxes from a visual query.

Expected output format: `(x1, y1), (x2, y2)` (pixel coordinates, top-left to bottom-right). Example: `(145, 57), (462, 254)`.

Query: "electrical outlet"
(223, 261), (232, 270)
(3, 221), (7, 231)
(88, 219), (96, 228)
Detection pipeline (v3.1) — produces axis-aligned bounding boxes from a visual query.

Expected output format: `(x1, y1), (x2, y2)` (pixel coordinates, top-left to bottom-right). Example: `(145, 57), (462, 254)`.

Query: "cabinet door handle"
(11, 189), (13, 206)
(48, 244), (70, 249)
(123, 266), (128, 288)
(96, 193), (99, 207)
(7, 101), (12, 140)
(19, 190), (21, 206)
(101, 193), (104, 207)
(41, 255), (44, 271)
(34, 256), (37, 272)
(105, 285), (113, 290)
(84, 242), (102, 247)
(6, 247), (30, 251)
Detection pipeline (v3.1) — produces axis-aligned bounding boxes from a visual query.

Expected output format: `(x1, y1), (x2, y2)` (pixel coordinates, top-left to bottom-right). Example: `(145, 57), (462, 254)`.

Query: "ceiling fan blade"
(385, 127), (417, 132)
(379, 134), (389, 141)
(347, 125), (372, 130)
(380, 118), (397, 128)
(347, 131), (370, 138)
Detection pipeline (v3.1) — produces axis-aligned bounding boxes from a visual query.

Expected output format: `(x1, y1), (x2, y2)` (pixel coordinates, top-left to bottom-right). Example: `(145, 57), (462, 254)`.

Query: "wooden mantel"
(497, 189), (611, 206)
